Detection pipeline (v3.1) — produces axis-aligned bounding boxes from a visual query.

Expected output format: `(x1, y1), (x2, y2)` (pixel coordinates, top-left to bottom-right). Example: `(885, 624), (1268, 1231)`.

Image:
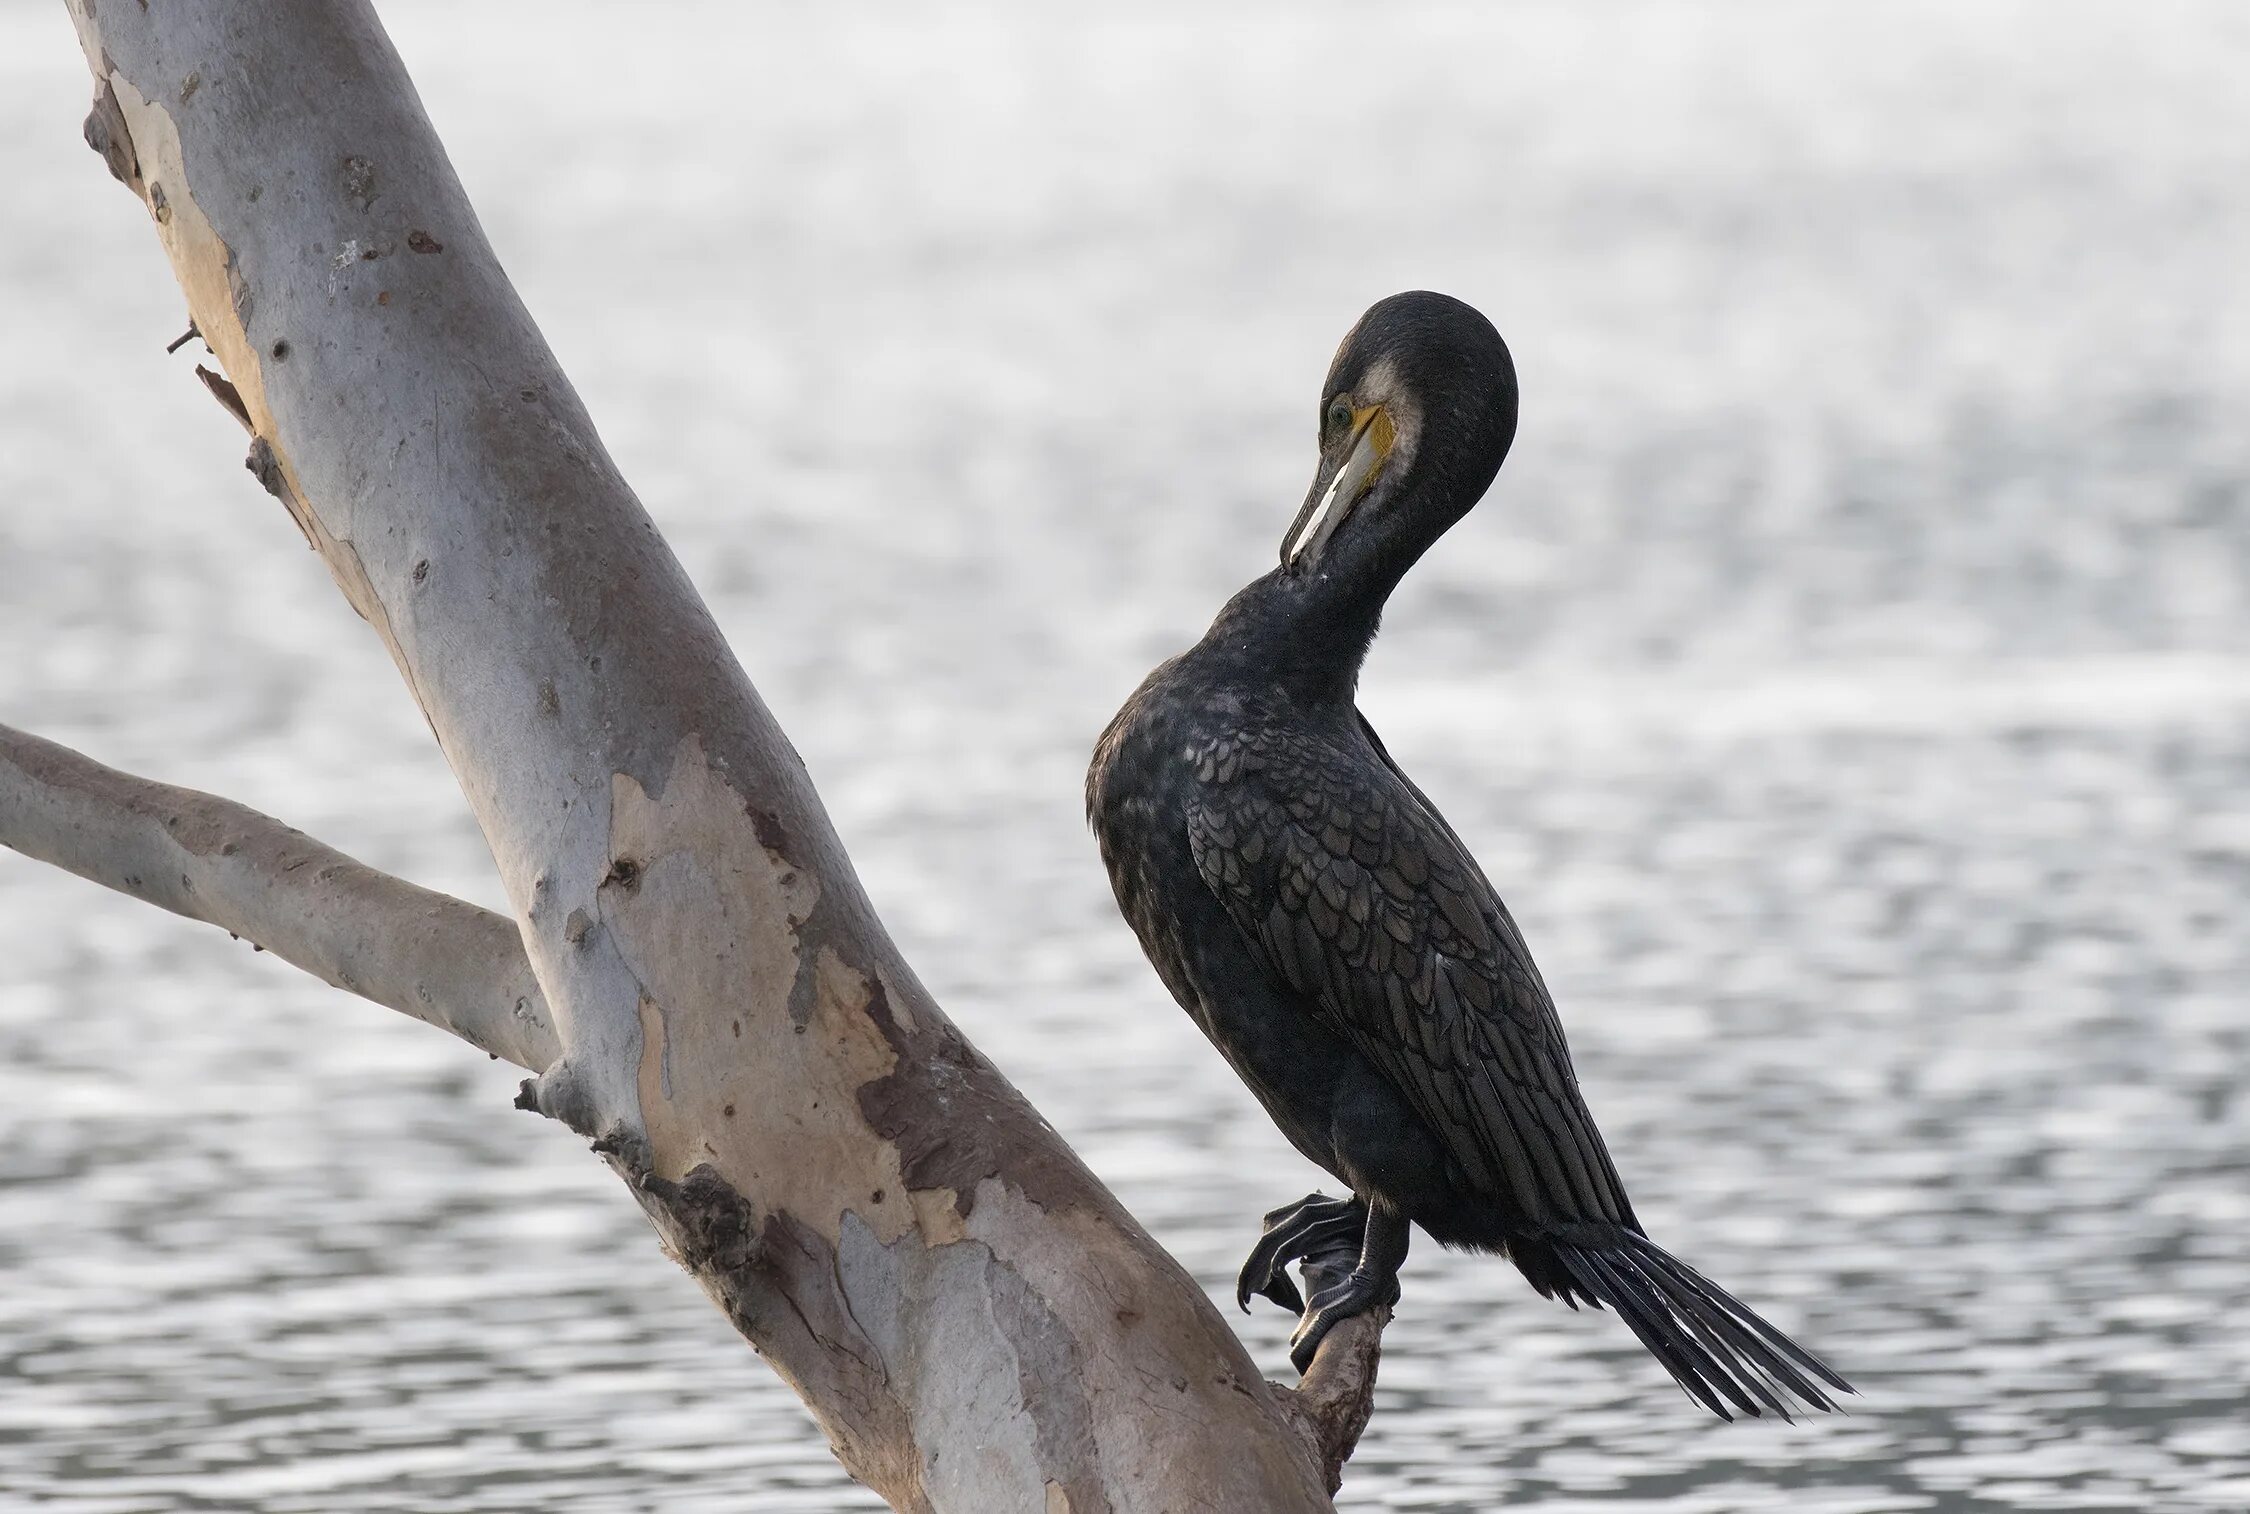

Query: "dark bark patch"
(631, 1165), (927, 1508)
(406, 228), (443, 253)
(749, 805), (792, 859)
(861, 974), (900, 1039)
(244, 436), (288, 496)
(83, 78), (140, 189)
(855, 972), (1104, 1225)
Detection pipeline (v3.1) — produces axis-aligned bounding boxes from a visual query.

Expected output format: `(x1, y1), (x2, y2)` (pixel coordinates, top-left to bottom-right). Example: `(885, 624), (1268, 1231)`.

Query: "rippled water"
(5, 2), (2250, 1509)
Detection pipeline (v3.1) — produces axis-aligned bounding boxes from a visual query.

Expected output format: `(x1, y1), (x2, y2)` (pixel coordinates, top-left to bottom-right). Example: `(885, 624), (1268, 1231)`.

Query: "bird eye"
(1325, 396), (1353, 436)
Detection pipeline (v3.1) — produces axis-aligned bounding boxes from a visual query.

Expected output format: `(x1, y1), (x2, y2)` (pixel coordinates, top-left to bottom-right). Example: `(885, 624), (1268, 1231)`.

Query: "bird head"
(1280, 292), (1519, 581)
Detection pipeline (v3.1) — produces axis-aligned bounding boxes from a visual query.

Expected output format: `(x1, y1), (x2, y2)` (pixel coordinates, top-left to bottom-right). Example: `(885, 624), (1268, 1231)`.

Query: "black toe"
(1242, 1267), (1304, 1316)
(1286, 1205), (1411, 1373)
(1236, 1194), (1365, 1314)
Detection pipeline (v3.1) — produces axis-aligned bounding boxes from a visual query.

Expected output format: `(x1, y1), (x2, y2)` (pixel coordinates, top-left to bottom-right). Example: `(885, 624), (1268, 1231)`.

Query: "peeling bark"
(39, 2), (1395, 1507)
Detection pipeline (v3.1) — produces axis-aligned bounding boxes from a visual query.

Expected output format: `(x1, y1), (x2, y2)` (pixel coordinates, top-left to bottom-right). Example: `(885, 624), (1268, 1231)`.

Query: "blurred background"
(4, 1), (2249, 1509)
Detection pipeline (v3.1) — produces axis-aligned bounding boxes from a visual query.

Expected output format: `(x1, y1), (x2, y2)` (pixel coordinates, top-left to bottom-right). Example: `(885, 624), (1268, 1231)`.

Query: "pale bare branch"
(0, 723), (556, 1070)
(54, 2), (1350, 1507)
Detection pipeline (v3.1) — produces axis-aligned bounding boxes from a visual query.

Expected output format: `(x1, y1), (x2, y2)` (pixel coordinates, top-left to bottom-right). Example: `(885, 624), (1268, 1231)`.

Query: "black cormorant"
(1086, 291), (1850, 1418)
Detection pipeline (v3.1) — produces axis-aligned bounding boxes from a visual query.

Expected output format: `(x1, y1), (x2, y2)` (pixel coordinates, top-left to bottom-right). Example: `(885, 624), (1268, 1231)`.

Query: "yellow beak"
(1284, 405), (1394, 568)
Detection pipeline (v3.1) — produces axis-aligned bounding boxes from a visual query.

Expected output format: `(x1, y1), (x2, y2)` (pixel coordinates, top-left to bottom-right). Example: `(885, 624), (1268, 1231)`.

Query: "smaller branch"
(0, 723), (557, 1070)
(1269, 1240), (1392, 1492)
(1273, 1309), (1389, 1494)
(165, 320), (201, 355)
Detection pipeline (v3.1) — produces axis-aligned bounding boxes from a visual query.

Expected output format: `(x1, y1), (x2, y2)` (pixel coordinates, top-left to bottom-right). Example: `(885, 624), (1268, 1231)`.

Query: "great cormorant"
(1086, 292), (1850, 1418)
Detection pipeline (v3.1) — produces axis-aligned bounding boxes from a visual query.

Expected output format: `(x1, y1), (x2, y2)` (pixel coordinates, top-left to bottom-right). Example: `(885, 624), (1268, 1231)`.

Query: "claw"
(1235, 1193), (1364, 1314)
(1245, 1266), (1304, 1317)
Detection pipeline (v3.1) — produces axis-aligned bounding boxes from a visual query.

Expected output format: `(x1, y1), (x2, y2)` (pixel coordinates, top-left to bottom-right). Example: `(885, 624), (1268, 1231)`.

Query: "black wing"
(1186, 714), (1855, 1419)
(1185, 714), (1637, 1238)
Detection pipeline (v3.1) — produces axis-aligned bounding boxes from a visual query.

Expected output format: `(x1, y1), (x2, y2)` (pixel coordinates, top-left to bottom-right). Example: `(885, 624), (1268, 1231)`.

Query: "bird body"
(1091, 634), (1423, 1194)
(1092, 633), (1630, 1254)
(1087, 292), (1850, 1419)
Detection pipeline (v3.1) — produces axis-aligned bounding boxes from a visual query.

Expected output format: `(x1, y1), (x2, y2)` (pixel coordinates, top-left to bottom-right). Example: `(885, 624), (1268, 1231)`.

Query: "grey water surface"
(4, 2), (2249, 1510)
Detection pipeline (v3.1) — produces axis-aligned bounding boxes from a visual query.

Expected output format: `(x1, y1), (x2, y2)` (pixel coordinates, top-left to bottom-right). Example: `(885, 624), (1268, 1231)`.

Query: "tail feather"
(1563, 1246), (1764, 1420)
(1606, 1247), (1795, 1419)
(1543, 1231), (1853, 1422)
(1618, 1237), (1851, 1412)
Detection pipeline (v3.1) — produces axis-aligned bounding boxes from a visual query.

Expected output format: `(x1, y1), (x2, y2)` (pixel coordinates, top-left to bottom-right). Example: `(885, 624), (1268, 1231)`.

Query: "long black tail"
(1531, 1230), (1853, 1421)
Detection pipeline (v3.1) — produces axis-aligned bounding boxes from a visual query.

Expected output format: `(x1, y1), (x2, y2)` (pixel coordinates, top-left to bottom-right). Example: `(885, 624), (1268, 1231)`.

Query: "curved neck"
(1195, 560), (1394, 707)
(1195, 428), (1497, 706)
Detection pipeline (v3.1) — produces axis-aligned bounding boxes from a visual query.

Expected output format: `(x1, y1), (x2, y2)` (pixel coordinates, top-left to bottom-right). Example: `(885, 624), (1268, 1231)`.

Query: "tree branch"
(0, 723), (557, 1071)
(0, 719), (1391, 1482)
(56, 3), (1359, 1507)
(1274, 1310), (1389, 1493)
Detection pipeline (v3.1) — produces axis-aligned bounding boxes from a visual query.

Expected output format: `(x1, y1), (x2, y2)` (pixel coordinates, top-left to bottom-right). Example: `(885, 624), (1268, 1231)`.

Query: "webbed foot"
(1286, 1204), (1410, 1374)
(1236, 1192), (1366, 1315)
